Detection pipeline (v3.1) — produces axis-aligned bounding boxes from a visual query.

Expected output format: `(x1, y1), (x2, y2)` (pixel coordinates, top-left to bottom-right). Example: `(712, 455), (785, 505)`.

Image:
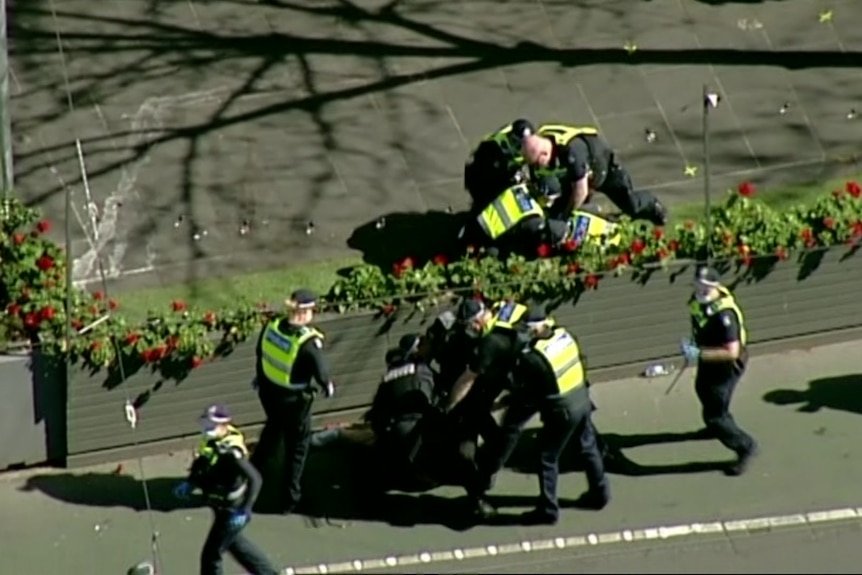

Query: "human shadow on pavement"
(346, 210), (468, 270)
(19, 471), (197, 512)
(763, 375), (862, 415)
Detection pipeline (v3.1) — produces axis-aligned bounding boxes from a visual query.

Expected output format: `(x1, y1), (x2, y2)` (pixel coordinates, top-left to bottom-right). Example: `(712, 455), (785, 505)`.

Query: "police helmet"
(456, 298), (485, 324)
(511, 119), (535, 142)
(398, 334), (423, 356)
(694, 266), (721, 287)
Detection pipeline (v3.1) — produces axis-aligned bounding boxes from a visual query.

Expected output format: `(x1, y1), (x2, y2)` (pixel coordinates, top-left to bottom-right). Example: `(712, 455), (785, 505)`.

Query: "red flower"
(6, 303), (20, 316)
(23, 313), (39, 328)
(71, 319), (84, 330)
(124, 333), (140, 346)
(165, 336), (180, 351)
(35, 220), (52, 234)
(723, 232), (735, 246)
(36, 255), (55, 271)
(39, 306), (56, 321)
(89, 305), (99, 315)
(432, 254), (449, 266)
(536, 243), (553, 258)
(381, 304), (397, 316)
(737, 182), (756, 197)
(800, 227), (816, 247)
(171, 300), (186, 312)
(90, 341), (102, 351)
(652, 227), (665, 240)
(630, 239), (646, 255)
(141, 345), (167, 363)
(12, 233), (25, 245)
(582, 274), (600, 289)
(93, 291), (104, 301)
(847, 181), (861, 198)
(656, 248), (669, 260)
(561, 239), (579, 252)
(615, 252), (632, 267)
(852, 221), (862, 237)
(203, 311), (217, 327)
(566, 262), (580, 275)
(775, 247), (788, 260)
(823, 217), (836, 229)
(108, 299), (119, 311)
(190, 357), (204, 369)
(668, 239), (680, 252)
(738, 244), (751, 256)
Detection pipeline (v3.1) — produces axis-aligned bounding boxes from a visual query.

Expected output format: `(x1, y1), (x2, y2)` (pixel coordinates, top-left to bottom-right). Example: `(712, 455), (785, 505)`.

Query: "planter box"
(49, 248), (862, 466)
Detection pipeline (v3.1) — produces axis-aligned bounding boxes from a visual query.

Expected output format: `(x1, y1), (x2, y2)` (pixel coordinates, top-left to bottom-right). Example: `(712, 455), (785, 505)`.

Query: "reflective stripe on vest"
(570, 210), (621, 247)
(689, 287), (748, 346)
(197, 426), (249, 464)
(477, 184), (545, 239)
(533, 124), (599, 180)
(478, 123), (524, 167)
(486, 301), (528, 333)
(260, 320), (325, 388)
(533, 328), (585, 395)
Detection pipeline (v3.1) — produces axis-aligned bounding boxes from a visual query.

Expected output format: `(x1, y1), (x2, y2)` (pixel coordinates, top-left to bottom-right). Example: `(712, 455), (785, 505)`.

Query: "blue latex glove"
(173, 481), (192, 500)
(680, 342), (701, 363)
(228, 510), (250, 529)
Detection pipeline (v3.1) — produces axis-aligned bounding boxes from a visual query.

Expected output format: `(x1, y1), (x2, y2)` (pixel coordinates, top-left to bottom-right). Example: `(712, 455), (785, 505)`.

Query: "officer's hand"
(172, 481), (192, 501)
(228, 510), (250, 529)
(680, 342), (701, 363)
(322, 382), (336, 398)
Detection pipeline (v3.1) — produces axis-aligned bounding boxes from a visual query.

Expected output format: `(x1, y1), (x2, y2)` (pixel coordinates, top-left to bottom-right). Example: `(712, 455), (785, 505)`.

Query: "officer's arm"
(446, 338), (496, 411)
(564, 141), (591, 213)
(254, 326), (267, 381)
(699, 311), (742, 362)
(232, 451), (263, 513)
(304, 338), (333, 389)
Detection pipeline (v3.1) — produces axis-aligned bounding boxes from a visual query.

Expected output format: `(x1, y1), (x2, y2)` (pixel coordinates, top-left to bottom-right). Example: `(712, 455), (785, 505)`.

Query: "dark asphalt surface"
(8, 0), (862, 288)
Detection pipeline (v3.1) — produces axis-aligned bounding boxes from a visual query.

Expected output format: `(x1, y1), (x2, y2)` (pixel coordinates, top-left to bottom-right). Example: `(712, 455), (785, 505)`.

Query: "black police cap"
(456, 299), (484, 323)
(511, 119), (535, 141)
(288, 288), (318, 309)
(523, 307), (549, 326)
(384, 348), (404, 366)
(398, 333), (422, 355)
(694, 266), (721, 287)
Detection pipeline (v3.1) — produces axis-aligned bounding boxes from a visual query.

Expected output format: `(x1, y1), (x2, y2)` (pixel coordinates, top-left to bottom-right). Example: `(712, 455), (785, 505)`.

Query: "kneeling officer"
(473, 309), (610, 524)
(174, 404), (278, 575)
(464, 119), (535, 211)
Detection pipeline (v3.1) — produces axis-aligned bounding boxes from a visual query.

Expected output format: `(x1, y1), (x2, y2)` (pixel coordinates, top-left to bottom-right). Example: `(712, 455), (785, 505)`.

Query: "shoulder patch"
(313, 337), (323, 349)
(720, 313), (732, 327)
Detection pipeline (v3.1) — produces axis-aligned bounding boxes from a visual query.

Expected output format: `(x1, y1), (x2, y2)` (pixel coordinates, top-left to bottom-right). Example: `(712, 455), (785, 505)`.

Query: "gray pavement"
(4, 340), (862, 573)
(7, 0), (862, 289)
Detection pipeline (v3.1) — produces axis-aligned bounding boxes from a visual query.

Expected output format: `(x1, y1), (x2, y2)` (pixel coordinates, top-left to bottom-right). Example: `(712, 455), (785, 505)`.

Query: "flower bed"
(2, 180), (861, 377)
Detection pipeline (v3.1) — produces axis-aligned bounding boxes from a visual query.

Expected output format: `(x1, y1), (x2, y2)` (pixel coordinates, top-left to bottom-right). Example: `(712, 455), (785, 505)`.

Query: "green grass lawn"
(114, 176), (856, 320)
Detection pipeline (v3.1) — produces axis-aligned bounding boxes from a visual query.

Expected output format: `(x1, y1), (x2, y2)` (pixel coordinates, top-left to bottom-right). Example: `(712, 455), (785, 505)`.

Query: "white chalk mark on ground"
(272, 506), (862, 575)
(72, 88), (228, 285)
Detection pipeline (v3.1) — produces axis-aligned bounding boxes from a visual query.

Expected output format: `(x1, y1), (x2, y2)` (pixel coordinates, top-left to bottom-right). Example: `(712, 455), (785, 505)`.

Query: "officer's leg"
(250, 389), (279, 470)
(476, 402), (535, 488)
(199, 510), (232, 575)
(597, 163), (667, 225)
(695, 368), (757, 470)
(226, 529), (279, 575)
(529, 402), (578, 523)
(576, 409), (611, 507)
(282, 392), (314, 510)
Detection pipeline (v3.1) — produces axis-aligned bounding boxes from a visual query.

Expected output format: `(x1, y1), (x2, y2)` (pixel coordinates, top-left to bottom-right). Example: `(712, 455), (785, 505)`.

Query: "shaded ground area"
(7, 0), (862, 291)
(4, 339), (862, 573)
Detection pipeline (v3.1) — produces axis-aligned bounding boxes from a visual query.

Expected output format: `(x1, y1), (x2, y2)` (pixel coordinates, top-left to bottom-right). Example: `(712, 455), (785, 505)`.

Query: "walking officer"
(464, 119), (535, 211)
(250, 288), (336, 513)
(173, 404), (279, 575)
(521, 124), (668, 225)
(472, 309), (609, 524)
(681, 267), (758, 476)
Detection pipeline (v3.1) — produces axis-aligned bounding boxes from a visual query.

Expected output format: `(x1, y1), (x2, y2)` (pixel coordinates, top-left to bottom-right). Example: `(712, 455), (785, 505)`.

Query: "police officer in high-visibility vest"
(464, 119), (535, 211)
(521, 124), (668, 225)
(173, 404), (279, 575)
(250, 289), (336, 514)
(472, 309), (610, 524)
(458, 178), (578, 258)
(681, 267), (758, 476)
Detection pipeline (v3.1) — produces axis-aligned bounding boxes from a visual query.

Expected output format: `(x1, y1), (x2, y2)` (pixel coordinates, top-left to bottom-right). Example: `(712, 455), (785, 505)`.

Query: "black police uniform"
(186, 421), (278, 575)
(690, 273), (758, 475)
(464, 119), (534, 212)
(475, 317), (609, 523)
(541, 132), (667, 225)
(251, 290), (332, 512)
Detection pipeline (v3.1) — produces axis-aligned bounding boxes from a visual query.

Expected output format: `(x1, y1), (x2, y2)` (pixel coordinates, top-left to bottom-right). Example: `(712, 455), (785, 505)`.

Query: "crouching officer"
(473, 309), (609, 524)
(464, 119), (535, 211)
(173, 404), (279, 575)
(681, 267), (758, 476)
(250, 288), (335, 514)
(522, 124), (668, 225)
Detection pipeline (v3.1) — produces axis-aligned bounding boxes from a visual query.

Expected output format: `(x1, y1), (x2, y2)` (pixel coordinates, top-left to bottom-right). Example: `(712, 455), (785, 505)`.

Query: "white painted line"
(268, 505), (862, 575)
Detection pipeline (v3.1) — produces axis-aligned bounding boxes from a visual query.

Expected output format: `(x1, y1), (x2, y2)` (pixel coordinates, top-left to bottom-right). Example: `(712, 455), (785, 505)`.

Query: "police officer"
(173, 404), (279, 575)
(521, 124), (668, 225)
(472, 309), (609, 524)
(250, 288), (335, 514)
(458, 178), (575, 259)
(681, 267), (758, 476)
(464, 119), (535, 211)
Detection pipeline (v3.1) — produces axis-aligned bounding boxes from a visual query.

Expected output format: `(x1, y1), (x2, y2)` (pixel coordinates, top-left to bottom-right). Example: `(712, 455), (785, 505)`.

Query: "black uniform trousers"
(252, 381), (314, 508)
(200, 508), (278, 575)
(478, 390), (607, 518)
(594, 159), (665, 225)
(694, 361), (756, 456)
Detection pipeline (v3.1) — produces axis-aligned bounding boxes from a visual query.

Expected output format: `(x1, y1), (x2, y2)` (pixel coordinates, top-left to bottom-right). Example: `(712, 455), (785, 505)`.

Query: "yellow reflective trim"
(477, 184), (544, 239)
(533, 328), (585, 395)
(259, 321), (324, 388)
(689, 289), (748, 346)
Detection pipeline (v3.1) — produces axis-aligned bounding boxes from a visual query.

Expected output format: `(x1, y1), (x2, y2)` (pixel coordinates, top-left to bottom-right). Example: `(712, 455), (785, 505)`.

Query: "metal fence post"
(0, 0), (14, 198)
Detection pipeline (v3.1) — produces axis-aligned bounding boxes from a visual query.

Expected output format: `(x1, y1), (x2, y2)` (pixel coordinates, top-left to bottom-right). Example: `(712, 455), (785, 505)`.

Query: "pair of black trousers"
(199, 509), (278, 575)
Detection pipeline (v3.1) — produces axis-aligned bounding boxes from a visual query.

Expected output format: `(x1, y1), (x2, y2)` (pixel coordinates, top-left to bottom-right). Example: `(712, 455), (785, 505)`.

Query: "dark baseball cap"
(289, 288), (318, 309)
(456, 299), (485, 323)
(201, 403), (232, 424)
(523, 307), (549, 326)
(397, 333), (422, 355)
(694, 266), (721, 287)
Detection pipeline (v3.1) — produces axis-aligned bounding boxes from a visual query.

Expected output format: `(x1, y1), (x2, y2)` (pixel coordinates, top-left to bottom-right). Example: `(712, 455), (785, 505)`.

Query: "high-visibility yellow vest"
(474, 123), (526, 168)
(259, 320), (325, 388)
(690, 287), (748, 346)
(533, 327), (586, 395)
(484, 300), (528, 335)
(197, 425), (248, 463)
(570, 210), (621, 247)
(477, 184), (545, 240)
(533, 124), (599, 181)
